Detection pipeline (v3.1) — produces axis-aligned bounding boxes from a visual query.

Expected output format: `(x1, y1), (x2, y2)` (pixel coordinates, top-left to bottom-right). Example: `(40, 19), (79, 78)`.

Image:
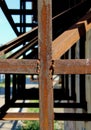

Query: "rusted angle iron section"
(0, 10), (91, 59)
(0, 1), (91, 124)
(2, 112), (91, 121)
(54, 59), (91, 74)
(52, 11), (91, 59)
(0, 27), (38, 55)
(0, 0), (87, 37)
(7, 37), (38, 59)
(0, 0), (90, 58)
(0, 59), (38, 74)
(1, 113), (39, 121)
(0, 59), (91, 74)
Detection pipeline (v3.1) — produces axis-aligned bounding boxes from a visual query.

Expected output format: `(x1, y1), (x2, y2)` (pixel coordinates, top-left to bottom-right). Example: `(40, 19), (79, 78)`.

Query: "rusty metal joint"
(49, 60), (55, 79)
(36, 59), (40, 73)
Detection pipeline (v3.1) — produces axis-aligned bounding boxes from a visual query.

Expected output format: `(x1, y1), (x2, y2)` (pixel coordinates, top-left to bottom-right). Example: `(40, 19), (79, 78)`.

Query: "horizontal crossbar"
(54, 59), (91, 74)
(0, 59), (91, 74)
(1, 113), (39, 120)
(0, 59), (38, 74)
(2, 112), (91, 121)
(54, 113), (91, 121)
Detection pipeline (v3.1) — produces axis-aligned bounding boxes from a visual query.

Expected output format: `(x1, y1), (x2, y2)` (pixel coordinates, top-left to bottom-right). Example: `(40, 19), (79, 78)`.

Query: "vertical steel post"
(12, 74), (16, 100)
(80, 34), (86, 106)
(5, 74), (10, 104)
(38, 0), (54, 129)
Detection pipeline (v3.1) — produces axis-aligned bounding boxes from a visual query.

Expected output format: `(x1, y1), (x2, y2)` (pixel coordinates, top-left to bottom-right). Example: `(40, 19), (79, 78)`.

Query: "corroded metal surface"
(52, 11), (91, 59)
(38, 0), (54, 129)
(2, 113), (39, 120)
(0, 59), (38, 74)
(0, 0), (91, 126)
(0, 27), (38, 56)
(8, 37), (38, 59)
(54, 59), (91, 74)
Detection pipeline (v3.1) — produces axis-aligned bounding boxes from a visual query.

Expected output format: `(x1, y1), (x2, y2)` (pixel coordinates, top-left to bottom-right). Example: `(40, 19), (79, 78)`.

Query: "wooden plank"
(38, 0), (54, 129)
(1, 113), (39, 120)
(54, 59), (91, 74)
(0, 59), (38, 74)
(52, 11), (91, 59)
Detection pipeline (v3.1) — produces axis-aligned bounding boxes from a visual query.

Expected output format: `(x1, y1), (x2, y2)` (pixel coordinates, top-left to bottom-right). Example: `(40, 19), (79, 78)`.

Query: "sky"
(0, 0), (18, 45)
(0, 0), (32, 45)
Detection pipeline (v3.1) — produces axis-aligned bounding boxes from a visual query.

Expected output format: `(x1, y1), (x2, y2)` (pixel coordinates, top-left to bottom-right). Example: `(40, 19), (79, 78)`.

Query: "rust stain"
(39, 1), (53, 129)
(40, 1), (51, 60)
(40, 1), (51, 87)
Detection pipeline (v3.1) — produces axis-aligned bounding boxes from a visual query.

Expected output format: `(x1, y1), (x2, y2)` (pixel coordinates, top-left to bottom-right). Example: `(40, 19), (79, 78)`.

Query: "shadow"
(0, 100), (27, 130)
(11, 121), (18, 130)
(60, 14), (88, 58)
(52, 0), (91, 39)
(11, 102), (25, 130)
(86, 11), (91, 24)
(0, 122), (5, 128)
(0, 86), (13, 95)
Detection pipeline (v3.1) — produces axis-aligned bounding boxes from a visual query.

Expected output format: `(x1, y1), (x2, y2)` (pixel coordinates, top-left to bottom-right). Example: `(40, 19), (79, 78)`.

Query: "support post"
(12, 74), (17, 100)
(38, 0), (54, 129)
(5, 74), (10, 104)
